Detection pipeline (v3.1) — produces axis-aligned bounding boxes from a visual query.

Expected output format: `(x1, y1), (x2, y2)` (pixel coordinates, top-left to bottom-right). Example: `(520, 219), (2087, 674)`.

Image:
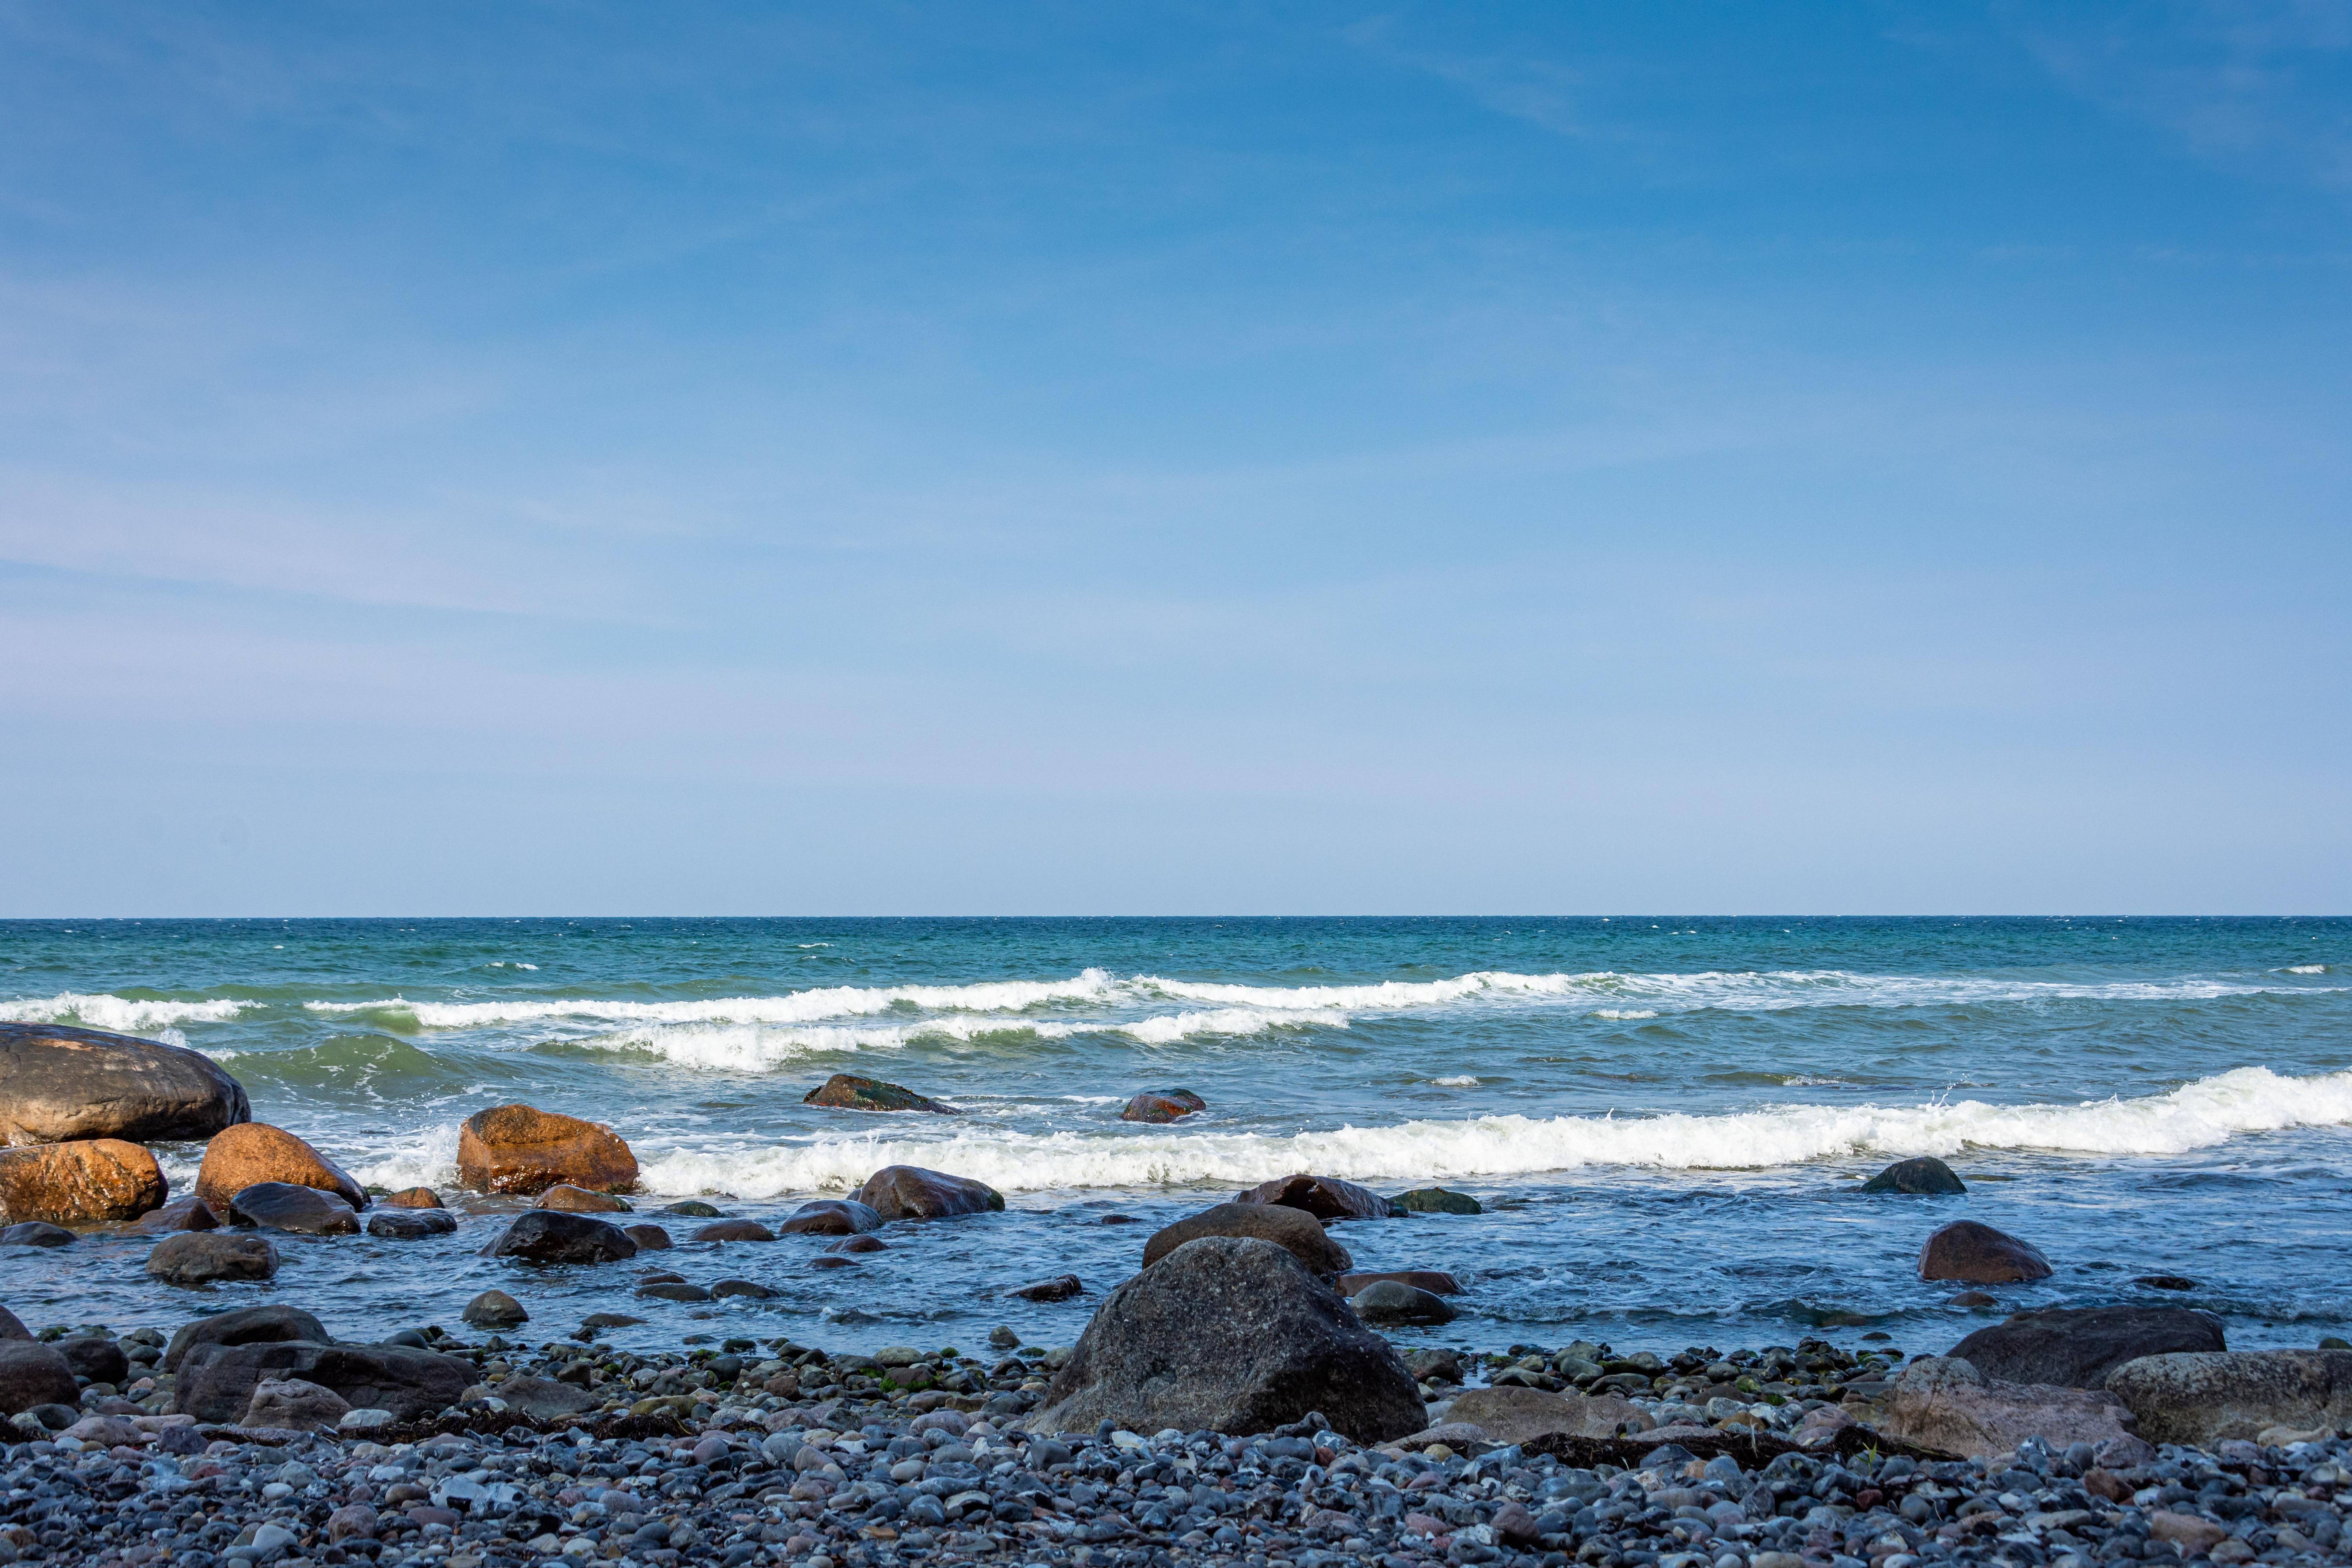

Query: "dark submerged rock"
(1918, 1219), (2052, 1282)
(777, 1198), (884, 1235)
(1142, 1201), (1352, 1277)
(853, 1164), (1005, 1220)
(1391, 1185), (1483, 1214)
(1951, 1304), (2226, 1388)
(690, 1219), (777, 1242)
(0, 1221), (74, 1247)
(227, 1180), (362, 1234)
(621, 1223), (674, 1250)
(483, 1209), (640, 1264)
(1236, 1171), (1397, 1221)
(462, 1289), (529, 1329)
(0, 1020), (250, 1145)
(1861, 1155), (1967, 1194)
(1349, 1280), (1456, 1325)
(146, 1231), (280, 1286)
(803, 1072), (960, 1114)
(366, 1207), (458, 1239)
(1336, 1268), (1461, 1295)
(1119, 1090), (1206, 1123)
(1008, 1274), (1083, 1301)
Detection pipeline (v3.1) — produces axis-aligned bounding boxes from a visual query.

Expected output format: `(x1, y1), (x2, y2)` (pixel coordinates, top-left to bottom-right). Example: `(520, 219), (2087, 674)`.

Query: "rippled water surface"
(3, 916), (2347, 1358)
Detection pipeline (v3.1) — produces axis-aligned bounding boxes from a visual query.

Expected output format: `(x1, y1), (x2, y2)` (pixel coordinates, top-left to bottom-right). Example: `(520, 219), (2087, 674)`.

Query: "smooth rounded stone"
(1861, 1155), (1967, 1194)
(638, 1281), (714, 1301)
(382, 1185), (445, 1208)
(195, 1122), (370, 1211)
(462, 1289), (530, 1329)
(536, 1183), (634, 1213)
(1235, 1172), (1398, 1221)
(778, 1198), (884, 1235)
(2106, 1349), (2352, 1446)
(809, 1253), (858, 1269)
(1950, 1289), (1999, 1306)
(457, 1102), (639, 1195)
(1118, 1090), (1205, 1124)
(484, 1208), (640, 1263)
(988, 1325), (1020, 1348)
(803, 1072), (961, 1114)
(827, 1233), (887, 1254)
(1008, 1274), (1083, 1301)
(1142, 1201), (1353, 1277)
(126, 1193), (221, 1234)
(0, 1221), (74, 1246)
(1439, 1386), (1649, 1442)
(163, 1304), (330, 1373)
(147, 1229), (281, 1286)
(621, 1223), (674, 1250)
(243, 1375), (352, 1432)
(1951, 1304), (2226, 1388)
(0, 1019), (251, 1145)
(1874, 1354), (2143, 1460)
(661, 1200), (723, 1217)
(228, 1180), (362, 1234)
(711, 1278), (776, 1298)
(57, 1335), (128, 1385)
(174, 1339), (473, 1424)
(690, 1218), (778, 1242)
(0, 1340), (80, 1415)
(1918, 1219), (2052, 1282)
(0, 1137), (168, 1226)
(1349, 1280), (1455, 1325)
(855, 1164), (1006, 1220)
(366, 1206), (457, 1239)
(580, 1312), (645, 1329)
(1028, 1234), (1425, 1444)
(0, 1306), (27, 1340)
(1336, 1268), (1461, 1295)
(1389, 1185), (1482, 1214)
(494, 1373), (598, 1420)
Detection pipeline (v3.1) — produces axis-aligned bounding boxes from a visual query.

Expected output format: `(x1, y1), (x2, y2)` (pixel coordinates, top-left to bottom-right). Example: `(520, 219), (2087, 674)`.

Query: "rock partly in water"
(126, 1194), (220, 1235)
(195, 1122), (370, 1211)
(175, 1340), (473, 1424)
(801, 1073), (960, 1114)
(0, 1307), (26, 1340)
(1236, 1172), (1397, 1221)
(829, 1234), (886, 1254)
(1143, 1201), (1353, 1278)
(482, 1209), (640, 1264)
(0, 1222), (74, 1247)
(1390, 1186), (1483, 1214)
(1861, 1155), (1967, 1194)
(2105, 1350), (2352, 1446)
(778, 1199), (884, 1235)
(366, 1207), (457, 1239)
(163, 1305), (331, 1373)
(621, 1223), (673, 1251)
(1918, 1219), (2052, 1283)
(691, 1219), (777, 1242)
(534, 1183), (633, 1213)
(0, 1137), (168, 1225)
(1118, 1091), (1205, 1124)
(710, 1278), (776, 1298)
(1336, 1269), (1461, 1295)
(0, 1340), (80, 1416)
(1951, 1304), (2227, 1388)
(463, 1289), (530, 1329)
(146, 1231), (280, 1286)
(1439, 1386), (1649, 1443)
(244, 1376), (352, 1432)
(1008, 1275), (1083, 1302)
(1029, 1235), (1426, 1444)
(854, 1164), (1005, 1220)
(227, 1180), (361, 1235)
(1873, 1355), (2144, 1460)
(456, 1103), (638, 1195)
(638, 1281), (712, 1302)
(0, 1020), (250, 1146)
(382, 1186), (445, 1208)
(1350, 1280), (1455, 1325)
(57, 1336), (127, 1384)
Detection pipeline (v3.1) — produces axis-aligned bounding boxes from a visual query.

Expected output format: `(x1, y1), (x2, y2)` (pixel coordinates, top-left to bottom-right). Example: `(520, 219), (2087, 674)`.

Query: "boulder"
(2104, 1350), (2352, 1446)
(1861, 1156), (1966, 1194)
(0, 1222), (74, 1247)
(462, 1290), (529, 1329)
(326, 1502), (381, 1541)
(621, 1223), (673, 1251)
(366, 1208), (457, 1239)
(481, 1210), (639, 1264)
(639, 1281), (711, 1301)
(1119, 1091), (1205, 1124)
(829, 1234), (886, 1254)
(1336, 1269), (1461, 1295)
(195, 1123), (368, 1211)
(778, 1199), (883, 1236)
(711, 1278), (776, 1298)
(1009, 1275), (1083, 1302)
(1951, 1305), (2226, 1388)
(0, 1138), (168, 1224)
(534, 1184), (632, 1213)
(1391, 1187), (1483, 1214)
(0, 1341), (80, 1415)
(691, 1219), (777, 1242)
(127, 1195), (220, 1235)
(1918, 1220), (2052, 1283)
(383, 1187), (444, 1208)
(146, 1231), (279, 1286)
(58, 1336), (128, 1385)
(495, 1374), (598, 1422)
(1350, 1280), (1454, 1325)
(660, 1200), (722, 1218)
(163, 1305), (331, 1373)
(802, 1073), (960, 1114)
(854, 1165), (1005, 1220)
(1438, 1387), (1648, 1444)
(0, 1306), (27, 1340)
(456, 1103), (638, 1195)
(1872, 1355), (2142, 1460)
(62, 1414), (145, 1447)
(243, 1376), (352, 1432)
(174, 1340), (473, 1424)
(227, 1181), (360, 1234)
(1236, 1173), (1396, 1221)
(1027, 1236), (1426, 1445)
(0, 1021), (250, 1146)
(1142, 1202), (1352, 1277)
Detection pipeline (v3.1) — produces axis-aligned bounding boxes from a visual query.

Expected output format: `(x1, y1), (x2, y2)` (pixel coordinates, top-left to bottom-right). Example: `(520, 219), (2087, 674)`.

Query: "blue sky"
(1, 2), (2346, 915)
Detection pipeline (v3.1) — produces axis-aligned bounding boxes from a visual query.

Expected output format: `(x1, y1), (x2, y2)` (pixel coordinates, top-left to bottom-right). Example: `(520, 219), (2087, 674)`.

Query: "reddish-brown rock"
(691, 1219), (777, 1242)
(456, 1104), (638, 1195)
(196, 1123), (368, 1212)
(126, 1194), (220, 1235)
(0, 1021), (249, 1146)
(0, 1138), (168, 1225)
(1236, 1172), (1396, 1222)
(854, 1165), (1005, 1220)
(1919, 1220), (2053, 1283)
(1120, 1090), (1207, 1124)
(534, 1184), (632, 1213)
(383, 1187), (444, 1208)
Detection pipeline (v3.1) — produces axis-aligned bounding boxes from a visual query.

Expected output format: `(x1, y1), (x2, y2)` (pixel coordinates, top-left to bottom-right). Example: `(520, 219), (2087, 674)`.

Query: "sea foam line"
(0, 993), (251, 1031)
(576, 1005), (1349, 1069)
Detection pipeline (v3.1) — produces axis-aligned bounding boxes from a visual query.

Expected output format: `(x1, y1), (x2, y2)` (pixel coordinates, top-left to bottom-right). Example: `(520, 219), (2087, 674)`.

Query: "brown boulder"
(534, 1184), (632, 1213)
(127, 1195), (220, 1235)
(802, 1073), (959, 1114)
(1009, 1274), (1083, 1301)
(382, 1186), (444, 1208)
(1120, 1090), (1206, 1124)
(0, 1340), (79, 1415)
(778, 1199), (884, 1235)
(1918, 1220), (2052, 1283)
(0, 1020), (250, 1146)
(621, 1223), (673, 1250)
(0, 1138), (167, 1225)
(1236, 1173), (1396, 1221)
(457, 1104), (638, 1195)
(1439, 1386), (1647, 1444)
(480, 1209), (639, 1263)
(1336, 1269), (1461, 1295)
(854, 1165), (1005, 1220)
(1872, 1355), (2141, 1459)
(1143, 1201), (1352, 1277)
(196, 1123), (368, 1211)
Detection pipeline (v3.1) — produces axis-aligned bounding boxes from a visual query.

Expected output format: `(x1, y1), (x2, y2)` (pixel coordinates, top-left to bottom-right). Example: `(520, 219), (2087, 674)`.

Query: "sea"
(3, 916), (2347, 1363)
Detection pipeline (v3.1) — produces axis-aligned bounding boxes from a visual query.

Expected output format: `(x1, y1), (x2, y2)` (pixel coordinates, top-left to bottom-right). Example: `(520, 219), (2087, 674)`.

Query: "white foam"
(348, 1122), (465, 1192)
(631, 1065), (2352, 1196)
(1432, 1075), (1479, 1087)
(1595, 1009), (1658, 1020)
(305, 970), (1125, 1029)
(0, 992), (250, 1031)
(2286, 964), (2328, 975)
(581, 1005), (1347, 1070)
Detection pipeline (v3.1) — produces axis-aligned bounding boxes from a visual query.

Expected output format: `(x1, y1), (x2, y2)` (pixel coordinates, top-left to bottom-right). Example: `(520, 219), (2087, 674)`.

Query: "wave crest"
(0, 993), (250, 1031)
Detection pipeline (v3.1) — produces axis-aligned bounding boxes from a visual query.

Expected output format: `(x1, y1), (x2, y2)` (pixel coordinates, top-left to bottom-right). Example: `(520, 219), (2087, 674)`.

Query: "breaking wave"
(0, 992), (251, 1031)
(572, 1005), (1349, 1070)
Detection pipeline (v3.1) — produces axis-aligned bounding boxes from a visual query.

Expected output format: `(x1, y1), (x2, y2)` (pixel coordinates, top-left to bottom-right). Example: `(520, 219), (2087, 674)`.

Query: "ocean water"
(3, 916), (2348, 1361)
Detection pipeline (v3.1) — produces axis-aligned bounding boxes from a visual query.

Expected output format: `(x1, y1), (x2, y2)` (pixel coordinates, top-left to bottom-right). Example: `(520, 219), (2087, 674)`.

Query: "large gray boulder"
(1950, 1305), (2225, 1389)
(481, 1209), (639, 1263)
(1871, 1355), (2144, 1461)
(147, 1231), (279, 1286)
(1026, 1235), (1425, 1445)
(2105, 1351), (2352, 1446)
(163, 1305), (330, 1373)
(0, 1021), (250, 1145)
(174, 1339), (473, 1424)
(1142, 1202), (1352, 1277)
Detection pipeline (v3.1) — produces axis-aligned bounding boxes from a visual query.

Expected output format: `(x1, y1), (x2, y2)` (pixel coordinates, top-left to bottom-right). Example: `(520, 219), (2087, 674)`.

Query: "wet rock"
(1918, 1219), (2052, 1282)
(227, 1180), (362, 1234)
(711, 1278), (776, 1298)
(692, 1218), (777, 1242)
(365, 1207), (457, 1238)
(0, 1340), (80, 1415)
(1336, 1268), (1461, 1295)
(1951, 1304), (2226, 1388)
(828, 1234), (886, 1253)
(146, 1230), (280, 1286)
(2105, 1349), (2352, 1446)
(1440, 1386), (1647, 1443)
(1236, 1172), (1397, 1221)
(1142, 1201), (1352, 1277)
(639, 1281), (713, 1301)
(621, 1223), (674, 1250)
(457, 1102), (639, 1195)
(382, 1185), (445, 1208)
(809, 1253), (857, 1269)
(1950, 1289), (1999, 1306)
(661, 1200), (723, 1217)
(802, 1072), (960, 1114)
(243, 1375), (352, 1431)
(1028, 1234), (1425, 1444)
(195, 1122), (369, 1211)
(496, 1374), (598, 1420)
(1119, 1091), (1205, 1124)
(0, 1221), (74, 1247)
(57, 1335), (127, 1385)
(482, 1209), (640, 1264)
(1873, 1354), (2142, 1459)
(1860, 1155), (1966, 1194)
(1390, 1186), (1482, 1214)
(2135, 1273), (2199, 1290)
(126, 1193), (220, 1234)
(1009, 1274), (1083, 1301)
(1403, 1347), (1461, 1383)
(462, 1290), (529, 1329)
(0, 1020), (251, 1145)
(580, 1312), (644, 1329)
(0, 1137), (168, 1225)
(0, 1306), (26, 1340)
(1349, 1280), (1455, 1325)
(854, 1164), (1005, 1220)
(535, 1182), (633, 1212)
(778, 1198), (884, 1235)
(175, 1339), (473, 1423)
(164, 1304), (331, 1372)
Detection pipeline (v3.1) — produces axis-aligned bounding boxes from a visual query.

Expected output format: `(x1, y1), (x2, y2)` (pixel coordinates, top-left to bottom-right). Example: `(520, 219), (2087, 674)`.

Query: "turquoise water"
(3, 916), (2348, 1356)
